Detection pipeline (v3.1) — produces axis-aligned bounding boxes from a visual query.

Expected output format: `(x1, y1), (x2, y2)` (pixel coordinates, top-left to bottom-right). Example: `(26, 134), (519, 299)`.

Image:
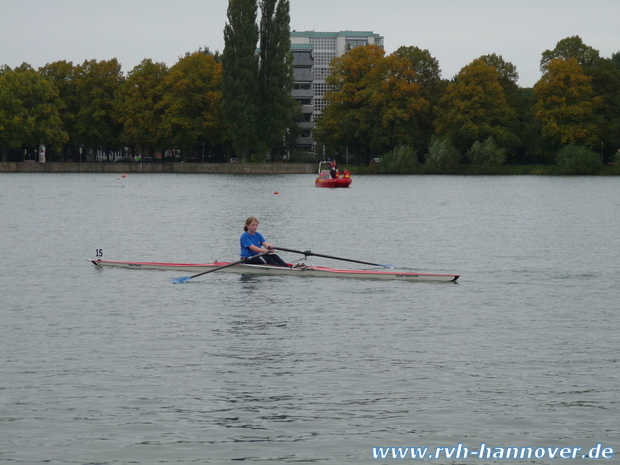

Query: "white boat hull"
(88, 259), (459, 282)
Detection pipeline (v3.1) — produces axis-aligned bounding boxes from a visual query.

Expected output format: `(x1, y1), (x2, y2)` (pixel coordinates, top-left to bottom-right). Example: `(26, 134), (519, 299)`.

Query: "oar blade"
(170, 276), (192, 284)
(376, 263), (395, 268)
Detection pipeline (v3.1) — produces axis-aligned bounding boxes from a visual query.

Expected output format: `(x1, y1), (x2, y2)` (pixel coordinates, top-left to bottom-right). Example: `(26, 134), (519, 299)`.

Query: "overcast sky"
(1, 0), (619, 88)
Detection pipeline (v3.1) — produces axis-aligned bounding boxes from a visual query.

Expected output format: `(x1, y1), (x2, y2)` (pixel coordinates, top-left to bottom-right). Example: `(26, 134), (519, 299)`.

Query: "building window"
(345, 38), (368, 51)
(293, 51), (312, 60)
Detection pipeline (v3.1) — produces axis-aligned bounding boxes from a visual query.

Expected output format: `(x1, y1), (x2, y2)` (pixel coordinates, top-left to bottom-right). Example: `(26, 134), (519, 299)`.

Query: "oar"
(274, 247), (395, 268)
(170, 252), (270, 284)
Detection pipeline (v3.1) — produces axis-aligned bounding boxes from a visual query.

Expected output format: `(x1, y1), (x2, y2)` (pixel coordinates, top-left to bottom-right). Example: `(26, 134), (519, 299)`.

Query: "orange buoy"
(273, 191), (279, 195)
(122, 173), (126, 178)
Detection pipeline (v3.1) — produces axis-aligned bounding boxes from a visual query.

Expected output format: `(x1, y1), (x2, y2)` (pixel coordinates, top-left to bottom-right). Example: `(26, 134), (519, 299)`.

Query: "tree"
(378, 144), (418, 174)
(425, 137), (460, 173)
(477, 53), (521, 108)
(612, 52), (620, 70)
(466, 137), (506, 173)
(157, 53), (227, 156)
(73, 59), (124, 150)
(587, 57), (620, 160)
(540, 36), (600, 72)
(181, 46), (222, 63)
(479, 53), (519, 84)
(221, 0), (259, 162)
(0, 66), (67, 161)
(114, 59), (168, 151)
(434, 59), (518, 153)
(477, 53), (531, 162)
(555, 144), (602, 174)
(539, 36), (620, 161)
(393, 46), (445, 153)
(255, 0), (294, 161)
(39, 61), (79, 159)
(533, 58), (601, 153)
(315, 45), (428, 162)
(394, 46), (442, 90)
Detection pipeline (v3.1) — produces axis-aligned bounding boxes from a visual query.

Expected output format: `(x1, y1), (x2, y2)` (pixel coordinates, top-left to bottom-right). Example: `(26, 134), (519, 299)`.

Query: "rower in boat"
(240, 217), (288, 267)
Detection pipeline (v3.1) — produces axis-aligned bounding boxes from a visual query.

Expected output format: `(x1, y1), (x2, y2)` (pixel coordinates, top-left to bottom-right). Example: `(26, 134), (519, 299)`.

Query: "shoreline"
(1, 162), (618, 175)
(0, 162), (315, 174)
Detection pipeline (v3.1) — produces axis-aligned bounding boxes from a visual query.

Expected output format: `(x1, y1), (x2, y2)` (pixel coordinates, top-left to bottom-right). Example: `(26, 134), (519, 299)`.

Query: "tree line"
(317, 36), (620, 173)
(2, 29), (620, 171)
(0, 0), (294, 164)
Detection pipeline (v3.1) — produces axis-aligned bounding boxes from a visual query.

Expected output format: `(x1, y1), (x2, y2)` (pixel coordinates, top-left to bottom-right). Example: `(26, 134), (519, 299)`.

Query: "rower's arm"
(250, 244), (270, 254)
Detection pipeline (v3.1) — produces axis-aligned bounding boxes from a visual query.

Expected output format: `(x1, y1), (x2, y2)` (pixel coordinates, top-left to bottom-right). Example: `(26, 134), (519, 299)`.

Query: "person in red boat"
(342, 169), (350, 179)
(240, 217), (288, 266)
(329, 159), (338, 179)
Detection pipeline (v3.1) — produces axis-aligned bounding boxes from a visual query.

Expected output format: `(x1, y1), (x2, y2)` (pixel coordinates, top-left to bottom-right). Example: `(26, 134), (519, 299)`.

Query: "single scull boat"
(88, 259), (459, 282)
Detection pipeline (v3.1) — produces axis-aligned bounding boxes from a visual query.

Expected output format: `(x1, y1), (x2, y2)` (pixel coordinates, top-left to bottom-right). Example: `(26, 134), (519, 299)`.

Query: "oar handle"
(275, 246), (394, 268)
(275, 247), (312, 256)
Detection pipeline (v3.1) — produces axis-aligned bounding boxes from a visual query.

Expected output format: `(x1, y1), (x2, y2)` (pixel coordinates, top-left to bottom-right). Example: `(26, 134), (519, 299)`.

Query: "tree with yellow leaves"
(434, 59), (518, 154)
(157, 52), (226, 157)
(533, 57), (601, 154)
(315, 44), (429, 163)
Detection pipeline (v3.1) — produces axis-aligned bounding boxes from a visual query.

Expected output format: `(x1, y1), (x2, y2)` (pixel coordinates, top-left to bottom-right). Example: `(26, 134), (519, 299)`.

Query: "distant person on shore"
(240, 217), (288, 267)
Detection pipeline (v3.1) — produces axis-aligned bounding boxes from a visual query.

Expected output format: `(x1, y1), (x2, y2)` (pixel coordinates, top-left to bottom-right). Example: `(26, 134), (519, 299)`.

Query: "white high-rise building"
(290, 31), (384, 153)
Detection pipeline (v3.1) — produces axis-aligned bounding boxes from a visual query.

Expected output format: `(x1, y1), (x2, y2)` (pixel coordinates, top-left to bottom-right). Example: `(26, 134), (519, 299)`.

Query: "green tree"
(533, 58), (601, 154)
(157, 52), (226, 156)
(39, 60), (79, 158)
(0, 66), (67, 161)
(555, 144), (602, 174)
(114, 59), (168, 152)
(540, 36), (620, 160)
(612, 52), (620, 70)
(394, 46), (443, 91)
(588, 57), (620, 160)
(221, 0), (259, 162)
(393, 46), (445, 153)
(434, 59), (518, 153)
(540, 36), (600, 72)
(378, 144), (418, 174)
(477, 53), (531, 162)
(73, 59), (124, 150)
(466, 137), (506, 173)
(316, 45), (428, 162)
(477, 53), (521, 109)
(255, 0), (294, 160)
(425, 137), (460, 173)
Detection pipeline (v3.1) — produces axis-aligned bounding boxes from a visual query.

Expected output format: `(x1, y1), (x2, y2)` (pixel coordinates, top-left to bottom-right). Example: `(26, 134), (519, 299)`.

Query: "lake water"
(1, 173), (618, 464)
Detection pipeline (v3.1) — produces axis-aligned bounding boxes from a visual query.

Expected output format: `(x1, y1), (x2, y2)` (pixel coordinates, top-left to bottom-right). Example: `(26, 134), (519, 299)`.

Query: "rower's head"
(244, 216), (259, 232)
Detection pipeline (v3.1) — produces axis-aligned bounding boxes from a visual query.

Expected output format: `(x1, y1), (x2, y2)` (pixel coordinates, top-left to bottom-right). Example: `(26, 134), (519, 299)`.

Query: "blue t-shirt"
(240, 231), (266, 258)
